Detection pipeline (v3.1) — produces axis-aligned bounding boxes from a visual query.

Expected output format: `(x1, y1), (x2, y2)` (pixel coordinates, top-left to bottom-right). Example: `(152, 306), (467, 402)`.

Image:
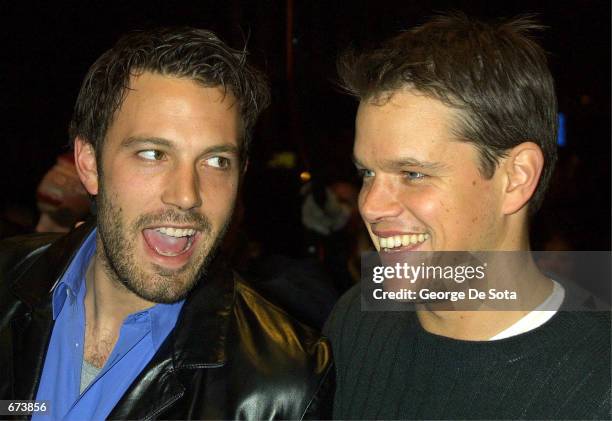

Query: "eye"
(357, 168), (375, 179)
(404, 171), (426, 180)
(205, 156), (231, 169)
(137, 150), (165, 161)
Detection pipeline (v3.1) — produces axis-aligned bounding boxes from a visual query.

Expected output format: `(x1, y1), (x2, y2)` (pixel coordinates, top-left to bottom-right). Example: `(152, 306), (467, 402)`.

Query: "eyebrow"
(121, 136), (240, 156)
(353, 155), (446, 171)
(352, 156), (369, 170)
(121, 136), (172, 148)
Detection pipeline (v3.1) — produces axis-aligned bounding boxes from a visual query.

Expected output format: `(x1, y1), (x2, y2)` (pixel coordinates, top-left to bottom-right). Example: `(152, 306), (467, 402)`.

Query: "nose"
(359, 177), (403, 223)
(161, 163), (202, 211)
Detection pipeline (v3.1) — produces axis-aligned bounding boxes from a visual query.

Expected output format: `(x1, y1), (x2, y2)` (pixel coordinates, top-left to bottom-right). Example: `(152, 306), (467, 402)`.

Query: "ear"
(74, 137), (99, 196)
(501, 142), (544, 215)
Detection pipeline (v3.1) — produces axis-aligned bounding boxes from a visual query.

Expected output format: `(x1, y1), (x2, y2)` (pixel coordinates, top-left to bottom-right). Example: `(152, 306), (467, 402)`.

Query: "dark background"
(1, 0), (610, 254)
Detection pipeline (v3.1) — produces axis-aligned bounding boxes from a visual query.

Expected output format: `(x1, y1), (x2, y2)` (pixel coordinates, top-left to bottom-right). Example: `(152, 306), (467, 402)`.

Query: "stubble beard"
(95, 181), (231, 304)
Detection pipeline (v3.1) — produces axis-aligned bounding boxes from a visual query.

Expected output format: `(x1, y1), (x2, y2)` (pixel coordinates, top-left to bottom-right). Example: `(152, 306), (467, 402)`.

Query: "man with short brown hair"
(325, 13), (610, 419)
(0, 27), (332, 420)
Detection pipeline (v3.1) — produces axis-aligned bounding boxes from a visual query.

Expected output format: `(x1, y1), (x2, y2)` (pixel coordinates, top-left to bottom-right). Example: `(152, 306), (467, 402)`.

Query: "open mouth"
(376, 233), (430, 252)
(142, 227), (200, 257)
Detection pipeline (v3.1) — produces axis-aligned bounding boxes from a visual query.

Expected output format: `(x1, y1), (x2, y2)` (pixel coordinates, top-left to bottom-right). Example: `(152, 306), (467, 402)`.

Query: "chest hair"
(84, 326), (118, 369)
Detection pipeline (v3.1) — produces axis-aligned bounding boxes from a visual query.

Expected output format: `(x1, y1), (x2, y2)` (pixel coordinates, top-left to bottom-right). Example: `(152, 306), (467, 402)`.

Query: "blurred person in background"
(35, 152), (90, 233)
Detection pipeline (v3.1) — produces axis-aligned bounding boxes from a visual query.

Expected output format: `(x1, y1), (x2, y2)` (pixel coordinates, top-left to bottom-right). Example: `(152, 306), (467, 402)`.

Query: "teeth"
(377, 233), (430, 250)
(156, 227), (196, 237)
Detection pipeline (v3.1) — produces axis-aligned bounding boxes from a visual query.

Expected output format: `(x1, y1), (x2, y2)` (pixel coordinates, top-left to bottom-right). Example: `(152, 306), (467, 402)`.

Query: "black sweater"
(324, 286), (611, 420)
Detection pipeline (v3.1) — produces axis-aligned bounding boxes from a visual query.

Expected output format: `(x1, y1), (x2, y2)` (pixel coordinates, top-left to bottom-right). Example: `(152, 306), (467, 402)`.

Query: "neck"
(416, 309), (530, 341)
(417, 245), (553, 341)
(86, 243), (155, 326)
(82, 235), (155, 367)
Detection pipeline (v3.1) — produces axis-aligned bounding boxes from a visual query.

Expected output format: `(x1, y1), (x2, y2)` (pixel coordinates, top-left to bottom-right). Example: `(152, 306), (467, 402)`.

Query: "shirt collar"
(126, 300), (185, 348)
(50, 227), (185, 344)
(51, 228), (97, 319)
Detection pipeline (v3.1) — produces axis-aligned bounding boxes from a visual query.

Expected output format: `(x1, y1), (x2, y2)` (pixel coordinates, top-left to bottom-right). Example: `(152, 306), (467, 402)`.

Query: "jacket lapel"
(105, 347), (187, 420)
(171, 256), (234, 368)
(10, 307), (54, 399)
(5, 222), (95, 400)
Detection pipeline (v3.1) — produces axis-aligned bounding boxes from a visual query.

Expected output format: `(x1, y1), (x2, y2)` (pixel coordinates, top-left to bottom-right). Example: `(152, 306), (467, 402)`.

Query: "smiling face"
(78, 72), (241, 303)
(354, 89), (508, 254)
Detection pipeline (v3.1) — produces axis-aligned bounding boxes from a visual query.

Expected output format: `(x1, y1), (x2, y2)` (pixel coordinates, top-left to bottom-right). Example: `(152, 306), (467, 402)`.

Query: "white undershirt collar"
(489, 280), (565, 341)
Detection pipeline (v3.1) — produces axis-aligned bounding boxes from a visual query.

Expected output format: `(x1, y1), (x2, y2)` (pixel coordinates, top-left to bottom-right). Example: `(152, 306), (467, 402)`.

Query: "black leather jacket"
(0, 224), (334, 419)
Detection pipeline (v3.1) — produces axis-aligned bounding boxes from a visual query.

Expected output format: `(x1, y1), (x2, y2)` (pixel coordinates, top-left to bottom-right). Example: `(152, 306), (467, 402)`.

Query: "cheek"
(447, 180), (499, 237)
(106, 169), (159, 207)
(200, 175), (239, 217)
(396, 187), (439, 221)
(465, 179), (497, 219)
(403, 184), (483, 242)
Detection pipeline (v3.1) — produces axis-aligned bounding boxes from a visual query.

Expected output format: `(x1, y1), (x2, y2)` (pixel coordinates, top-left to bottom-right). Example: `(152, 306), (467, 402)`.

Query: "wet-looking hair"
(339, 13), (558, 213)
(69, 27), (271, 165)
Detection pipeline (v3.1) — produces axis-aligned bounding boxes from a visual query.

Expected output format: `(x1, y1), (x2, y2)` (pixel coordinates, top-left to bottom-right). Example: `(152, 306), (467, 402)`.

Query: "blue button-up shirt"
(33, 229), (185, 421)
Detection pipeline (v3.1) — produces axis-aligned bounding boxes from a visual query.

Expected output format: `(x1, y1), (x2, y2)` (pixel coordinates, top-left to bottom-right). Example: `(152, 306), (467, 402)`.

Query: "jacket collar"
(4, 222), (94, 400)
(168, 253), (234, 368)
(8, 220), (94, 310)
(8, 219), (235, 368)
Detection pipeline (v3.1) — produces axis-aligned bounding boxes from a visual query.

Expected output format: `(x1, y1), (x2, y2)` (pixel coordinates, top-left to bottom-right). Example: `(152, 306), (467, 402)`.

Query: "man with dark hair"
(324, 13), (610, 419)
(0, 27), (332, 420)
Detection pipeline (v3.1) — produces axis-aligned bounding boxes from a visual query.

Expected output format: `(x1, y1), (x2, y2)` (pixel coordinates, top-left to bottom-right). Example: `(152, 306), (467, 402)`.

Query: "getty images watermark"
(371, 261), (518, 302)
(361, 251), (611, 311)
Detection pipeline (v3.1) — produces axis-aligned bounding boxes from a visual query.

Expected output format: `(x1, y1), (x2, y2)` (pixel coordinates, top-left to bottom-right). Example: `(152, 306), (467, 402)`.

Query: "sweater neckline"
(405, 310), (589, 363)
